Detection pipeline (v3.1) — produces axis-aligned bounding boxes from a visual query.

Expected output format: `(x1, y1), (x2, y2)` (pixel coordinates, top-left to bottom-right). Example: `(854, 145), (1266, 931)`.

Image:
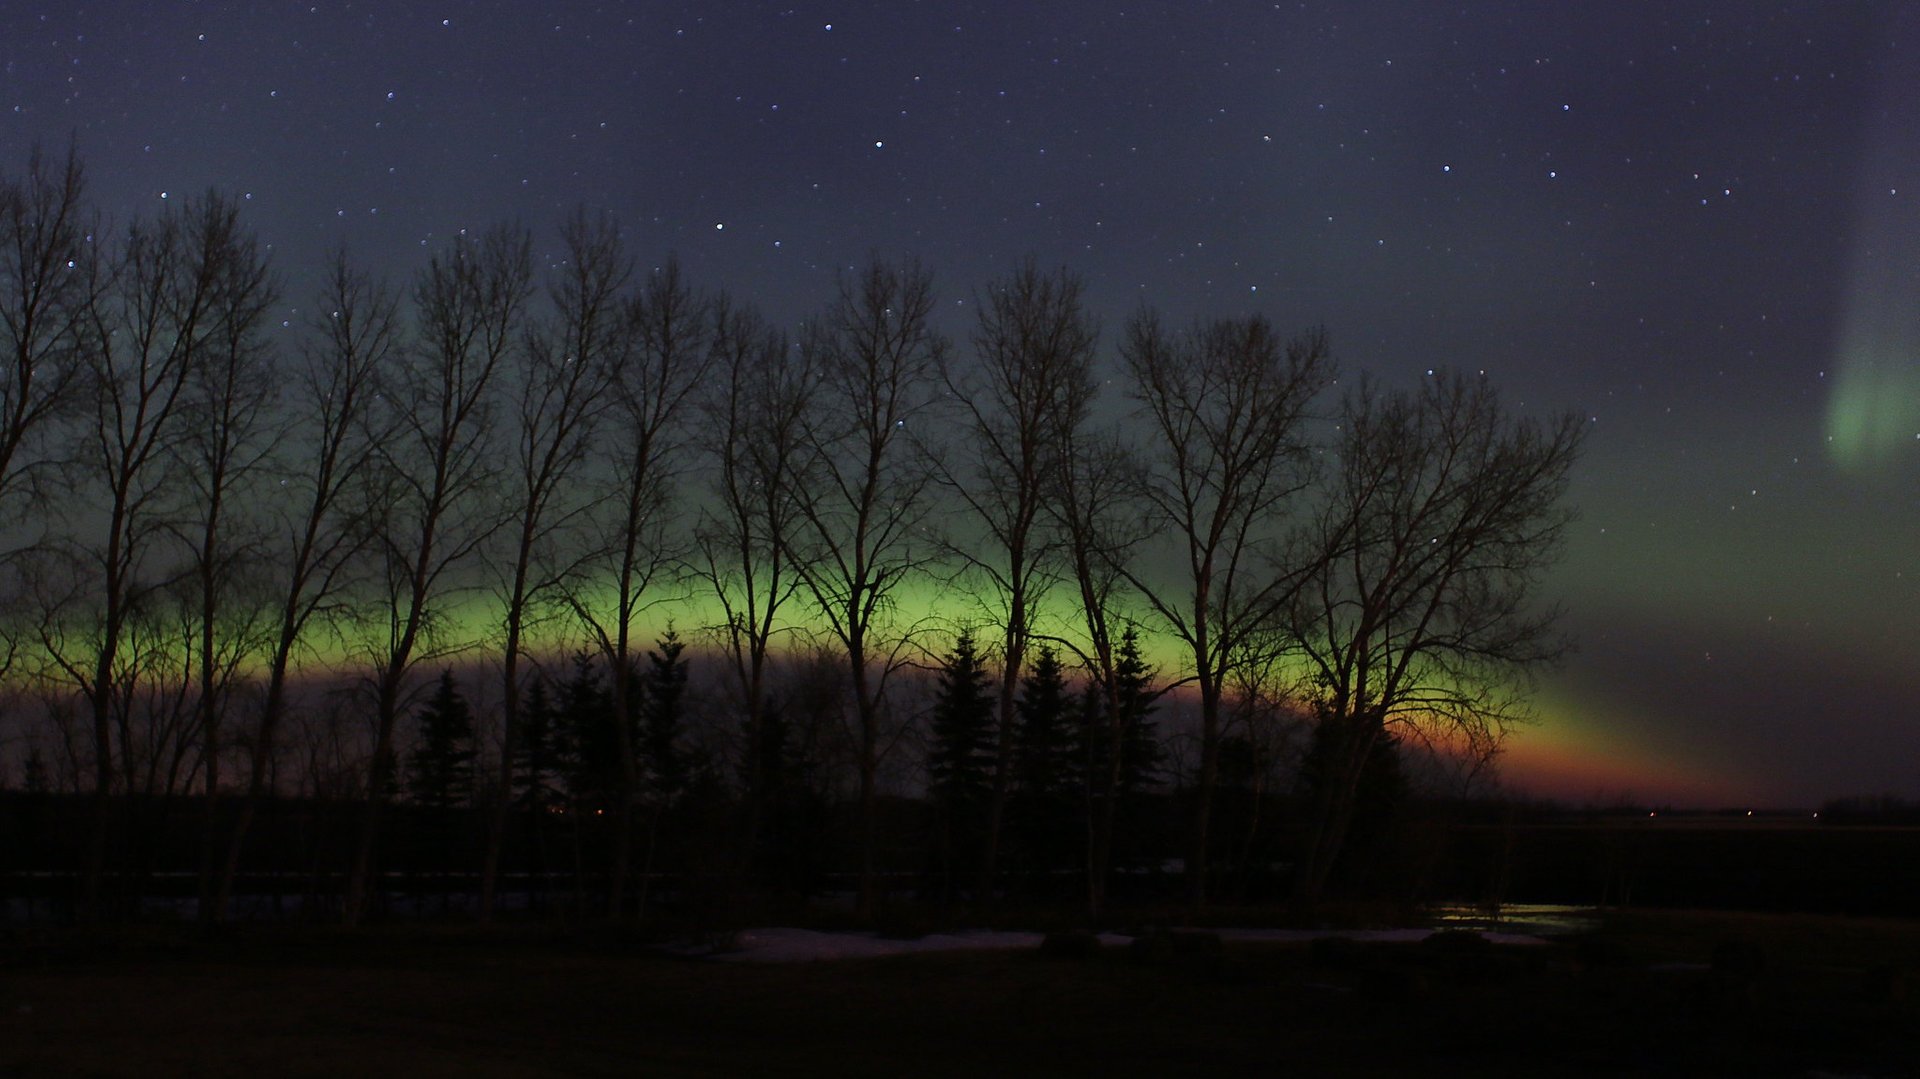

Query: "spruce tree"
(512, 673), (561, 910)
(558, 654), (618, 814)
(1112, 627), (1164, 793)
(1011, 644), (1079, 873)
(406, 670), (477, 813)
(1079, 627), (1164, 874)
(928, 630), (994, 807)
(1014, 645), (1077, 799)
(640, 629), (689, 801)
(513, 674), (562, 814)
(21, 745), (49, 795)
(927, 630), (994, 897)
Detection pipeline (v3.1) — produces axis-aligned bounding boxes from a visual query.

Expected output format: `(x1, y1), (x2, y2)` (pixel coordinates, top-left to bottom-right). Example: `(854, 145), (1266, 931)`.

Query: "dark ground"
(2, 909), (1917, 1077)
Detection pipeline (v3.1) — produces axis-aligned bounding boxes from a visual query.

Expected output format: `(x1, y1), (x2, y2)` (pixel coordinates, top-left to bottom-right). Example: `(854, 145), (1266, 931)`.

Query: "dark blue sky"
(7, 1), (1917, 804)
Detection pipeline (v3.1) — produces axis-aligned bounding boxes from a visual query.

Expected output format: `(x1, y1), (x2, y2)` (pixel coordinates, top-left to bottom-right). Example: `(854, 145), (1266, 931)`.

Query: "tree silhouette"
(213, 250), (391, 921)
(345, 223), (532, 926)
(639, 628), (689, 801)
(478, 209), (617, 918)
(1286, 369), (1583, 901)
(940, 259), (1098, 900)
(926, 630), (993, 900)
(512, 674), (563, 814)
(691, 298), (812, 884)
(1080, 625), (1164, 884)
(406, 669), (476, 813)
(557, 653), (617, 815)
(0, 143), (88, 537)
(786, 256), (947, 917)
(1120, 311), (1331, 908)
(37, 192), (269, 921)
(565, 256), (709, 918)
(1010, 643), (1080, 876)
(509, 672), (561, 911)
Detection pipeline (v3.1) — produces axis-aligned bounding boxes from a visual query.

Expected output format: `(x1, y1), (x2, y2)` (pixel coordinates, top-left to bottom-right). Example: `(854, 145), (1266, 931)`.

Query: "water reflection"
(1429, 903), (1601, 937)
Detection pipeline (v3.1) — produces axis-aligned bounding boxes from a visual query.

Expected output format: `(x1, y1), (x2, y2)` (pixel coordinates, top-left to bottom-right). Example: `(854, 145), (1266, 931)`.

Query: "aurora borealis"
(5, 2), (1918, 806)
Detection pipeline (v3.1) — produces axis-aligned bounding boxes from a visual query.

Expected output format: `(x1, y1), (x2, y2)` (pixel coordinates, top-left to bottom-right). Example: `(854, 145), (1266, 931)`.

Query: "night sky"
(6, 2), (1917, 807)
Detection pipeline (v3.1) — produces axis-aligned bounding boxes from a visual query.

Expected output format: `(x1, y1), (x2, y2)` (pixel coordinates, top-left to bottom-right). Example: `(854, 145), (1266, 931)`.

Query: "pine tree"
(1081, 628), (1163, 798)
(513, 674), (562, 814)
(21, 745), (49, 795)
(1298, 710), (1407, 890)
(640, 629), (689, 802)
(1010, 644), (1079, 873)
(1014, 645), (1077, 799)
(1079, 627), (1164, 875)
(927, 630), (994, 898)
(406, 670), (477, 812)
(557, 654), (618, 813)
(928, 630), (994, 807)
(1112, 627), (1164, 792)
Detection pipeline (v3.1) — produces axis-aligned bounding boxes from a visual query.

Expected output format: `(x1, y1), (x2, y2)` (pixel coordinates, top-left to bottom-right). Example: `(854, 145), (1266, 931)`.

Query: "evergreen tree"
(21, 745), (49, 795)
(1298, 710), (1408, 892)
(1112, 627), (1164, 792)
(640, 628), (689, 801)
(512, 674), (562, 813)
(746, 692), (831, 895)
(511, 673), (562, 911)
(927, 630), (994, 807)
(1079, 627), (1164, 874)
(406, 670), (477, 812)
(927, 630), (994, 897)
(1010, 644), (1079, 873)
(1014, 645), (1077, 799)
(557, 653), (618, 813)
(1081, 627), (1162, 797)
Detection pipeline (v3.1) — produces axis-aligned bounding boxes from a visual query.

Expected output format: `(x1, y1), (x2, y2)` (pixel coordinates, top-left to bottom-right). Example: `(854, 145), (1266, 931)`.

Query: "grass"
(1, 910), (1917, 1076)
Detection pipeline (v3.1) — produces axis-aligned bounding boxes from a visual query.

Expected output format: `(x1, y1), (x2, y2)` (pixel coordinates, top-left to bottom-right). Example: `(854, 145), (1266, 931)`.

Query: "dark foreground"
(2, 910), (1916, 1077)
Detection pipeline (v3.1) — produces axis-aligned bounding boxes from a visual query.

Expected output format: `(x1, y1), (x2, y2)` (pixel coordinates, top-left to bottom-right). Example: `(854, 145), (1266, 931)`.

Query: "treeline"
(0, 146), (1584, 925)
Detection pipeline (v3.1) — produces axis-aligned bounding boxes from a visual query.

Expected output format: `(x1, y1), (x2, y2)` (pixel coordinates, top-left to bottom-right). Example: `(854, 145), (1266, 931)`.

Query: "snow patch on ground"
(696, 925), (1546, 962)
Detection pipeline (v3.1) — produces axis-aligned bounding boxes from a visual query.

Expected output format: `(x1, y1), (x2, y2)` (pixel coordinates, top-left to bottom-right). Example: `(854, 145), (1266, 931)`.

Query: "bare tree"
(690, 299), (811, 879)
(42, 193), (257, 919)
(344, 224), (532, 926)
(170, 216), (280, 923)
(0, 143), (89, 535)
(940, 259), (1097, 902)
(1045, 424), (1148, 917)
(1286, 370), (1582, 902)
(213, 250), (394, 921)
(476, 211), (619, 918)
(565, 255), (709, 918)
(1119, 311), (1331, 908)
(787, 257), (947, 917)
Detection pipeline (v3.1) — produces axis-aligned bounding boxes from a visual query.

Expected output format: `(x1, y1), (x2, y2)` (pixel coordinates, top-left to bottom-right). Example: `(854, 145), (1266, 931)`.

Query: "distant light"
(714, 222), (724, 230)
(874, 140), (884, 148)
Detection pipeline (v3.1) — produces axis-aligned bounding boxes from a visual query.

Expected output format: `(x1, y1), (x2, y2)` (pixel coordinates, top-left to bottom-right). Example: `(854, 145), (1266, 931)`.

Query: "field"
(3, 910), (1917, 1077)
